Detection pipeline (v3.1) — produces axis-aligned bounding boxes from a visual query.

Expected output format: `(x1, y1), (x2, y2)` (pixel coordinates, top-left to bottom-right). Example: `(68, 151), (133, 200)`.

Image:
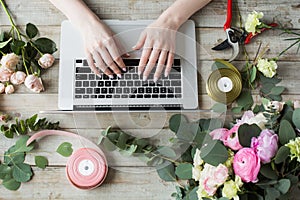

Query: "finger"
(133, 31), (146, 50)
(92, 50), (109, 76)
(164, 52), (174, 77)
(100, 48), (122, 77)
(86, 52), (101, 76)
(106, 41), (127, 72)
(153, 50), (168, 82)
(138, 48), (151, 75)
(143, 48), (160, 81)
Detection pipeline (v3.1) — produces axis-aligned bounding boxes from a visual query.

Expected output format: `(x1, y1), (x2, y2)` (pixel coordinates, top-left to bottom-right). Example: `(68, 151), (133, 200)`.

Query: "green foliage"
(200, 140), (228, 166)
(56, 142), (73, 157)
(35, 156), (48, 169)
(156, 161), (176, 182)
(26, 23), (38, 39)
(278, 120), (296, 145)
(175, 163), (193, 180)
(274, 146), (290, 164)
(34, 38), (57, 54)
(259, 73), (284, 101)
(233, 90), (254, 113)
(292, 108), (300, 129)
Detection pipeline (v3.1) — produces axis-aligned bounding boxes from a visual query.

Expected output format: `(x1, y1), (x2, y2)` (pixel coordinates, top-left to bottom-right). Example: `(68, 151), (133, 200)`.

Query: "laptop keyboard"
(74, 59), (182, 99)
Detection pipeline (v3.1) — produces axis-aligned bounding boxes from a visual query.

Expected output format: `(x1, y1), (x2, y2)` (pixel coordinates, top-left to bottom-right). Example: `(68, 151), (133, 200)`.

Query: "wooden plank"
(0, 166), (175, 200)
(1, 0), (300, 29)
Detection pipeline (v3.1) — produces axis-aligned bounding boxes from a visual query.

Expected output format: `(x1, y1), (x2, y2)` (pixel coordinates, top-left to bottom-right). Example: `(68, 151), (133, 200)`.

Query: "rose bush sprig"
(0, 0), (57, 94)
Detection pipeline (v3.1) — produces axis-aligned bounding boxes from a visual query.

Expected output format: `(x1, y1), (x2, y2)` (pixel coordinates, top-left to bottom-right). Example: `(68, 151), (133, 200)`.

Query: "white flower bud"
(0, 83), (5, 93)
(5, 84), (15, 94)
(38, 54), (55, 69)
(10, 71), (27, 85)
(24, 74), (44, 93)
(0, 67), (13, 82)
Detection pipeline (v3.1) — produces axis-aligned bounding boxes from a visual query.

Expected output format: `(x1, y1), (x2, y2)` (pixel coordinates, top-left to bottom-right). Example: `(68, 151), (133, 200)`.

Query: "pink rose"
(10, 71), (26, 85)
(251, 129), (278, 164)
(24, 75), (44, 93)
(0, 83), (5, 93)
(5, 84), (14, 94)
(233, 148), (260, 183)
(38, 54), (55, 69)
(0, 67), (13, 82)
(0, 53), (20, 72)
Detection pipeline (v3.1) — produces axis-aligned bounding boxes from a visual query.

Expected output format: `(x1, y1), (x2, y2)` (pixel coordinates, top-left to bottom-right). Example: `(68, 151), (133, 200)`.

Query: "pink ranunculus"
(38, 54), (55, 69)
(251, 129), (278, 164)
(0, 83), (5, 93)
(0, 53), (20, 72)
(10, 71), (26, 85)
(233, 148), (260, 183)
(209, 128), (230, 141)
(223, 125), (243, 151)
(0, 67), (13, 82)
(24, 75), (44, 93)
(5, 84), (14, 94)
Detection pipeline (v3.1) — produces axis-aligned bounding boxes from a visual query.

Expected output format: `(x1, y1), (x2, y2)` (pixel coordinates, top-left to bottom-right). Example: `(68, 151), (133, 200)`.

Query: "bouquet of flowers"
(0, 0), (57, 94)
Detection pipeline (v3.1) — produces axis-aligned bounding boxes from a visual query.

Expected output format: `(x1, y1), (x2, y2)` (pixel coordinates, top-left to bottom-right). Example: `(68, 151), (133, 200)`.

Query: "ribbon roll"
(26, 130), (108, 190)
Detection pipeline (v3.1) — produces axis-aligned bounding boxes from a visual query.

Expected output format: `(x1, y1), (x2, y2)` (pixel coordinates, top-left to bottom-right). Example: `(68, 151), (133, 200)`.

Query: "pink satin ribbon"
(27, 130), (108, 190)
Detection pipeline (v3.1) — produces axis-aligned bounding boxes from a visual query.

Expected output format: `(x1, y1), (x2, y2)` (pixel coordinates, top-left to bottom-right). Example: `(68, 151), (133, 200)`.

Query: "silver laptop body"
(58, 20), (198, 111)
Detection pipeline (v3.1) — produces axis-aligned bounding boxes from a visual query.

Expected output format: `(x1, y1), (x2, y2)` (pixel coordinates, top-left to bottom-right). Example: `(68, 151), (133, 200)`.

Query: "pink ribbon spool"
(27, 130), (108, 190)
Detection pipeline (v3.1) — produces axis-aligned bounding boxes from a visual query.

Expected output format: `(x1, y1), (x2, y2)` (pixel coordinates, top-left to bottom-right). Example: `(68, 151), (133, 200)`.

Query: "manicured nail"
(122, 68), (127, 72)
(164, 72), (169, 77)
(125, 53), (130, 57)
(138, 71), (142, 76)
(109, 75), (114, 79)
(117, 74), (122, 78)
(96, 73), (102, 78)
(153, 77), (158, 83)
(143, 76), (147, 81)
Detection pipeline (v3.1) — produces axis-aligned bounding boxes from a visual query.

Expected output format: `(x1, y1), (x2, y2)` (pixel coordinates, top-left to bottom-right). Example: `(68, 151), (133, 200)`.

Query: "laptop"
(58, 20), (198, 111)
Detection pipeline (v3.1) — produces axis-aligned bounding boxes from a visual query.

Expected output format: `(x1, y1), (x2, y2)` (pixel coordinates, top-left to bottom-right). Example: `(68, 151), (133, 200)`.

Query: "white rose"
(0, 66), (13, 82)
(24, 74), (44, 93)
(245, 11), (264, 34)
(257, 58), (278, 78)
(0, 53), (20, 72)
(5, 84), (15, 94)
(0, 83), (5, 93)
(192, 165), (202, 181)
(193, 148), (203, 166)
(10, 71), (26, 85)
(38, 54), (55, 69)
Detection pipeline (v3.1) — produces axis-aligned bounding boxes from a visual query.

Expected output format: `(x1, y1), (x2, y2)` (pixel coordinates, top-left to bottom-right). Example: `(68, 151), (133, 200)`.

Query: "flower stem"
(21, 49), (30, 75)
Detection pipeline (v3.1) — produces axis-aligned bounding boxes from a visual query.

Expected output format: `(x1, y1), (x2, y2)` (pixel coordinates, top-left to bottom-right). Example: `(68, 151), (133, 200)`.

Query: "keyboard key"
(175, 87), (182, 93)
(91, 95), (97, 98)
(146, 88), (152, 93)
(98, 95), (105, 98)
(83, 60), (88, 66)
(127, 81), (133, 87)
(109, 88), (115, 94)
(167, 94), (175, 98)
(121, 94), (128, 98)
(75, 88), (85, 94)
(173, 59), (181, 66)
(160, 87), (167, 93)
(83, 81), (89, 87)
(94, 88), (100, 94)
(76, 59), (83, 64)
(75, 95), (82, 98)
(138, 88), (144, 93)
(137, 94), (143, 98)
(169, 73), (181, 79)
(120, 81), (126, 87)
(168, 87), (174, 93)
(75, 81), (82, 87)
(152, 94), (158, 98)
(112, 81), (119, 86)
(105, 81), (111, 87)
(89, 74), (95, 80)
(160, 94), (166, 98)
(114, 95), (120, 98)
(153, 88), (159, 93)
(116, 88), (122, 94)
(130, 94), (136, 98)
(171, 80), (181, 86)
(176, 94), (182, 98)
(83, 95), (89, 98)
(144, 94), (151, 98)
(98, 81), (104, 87)
(133, 74), (139, 80)
(125, 74), (131, 79)
(134, 81), (141, 86)
(103, 75), (109, 80)
(123, 88), (130, 93)
(163, 80), (170, 86)
(131, 88), (137, 93)
(76, 67), (91, 73)
(90, 81), (96, 87)
(173, 67), (181, 72)
(123, 59), (139, 66)
(106, 95), (112, 98)
(76, 74), (87, 80)
(87, 88), (93, 94)
(101, 88), (107, 94)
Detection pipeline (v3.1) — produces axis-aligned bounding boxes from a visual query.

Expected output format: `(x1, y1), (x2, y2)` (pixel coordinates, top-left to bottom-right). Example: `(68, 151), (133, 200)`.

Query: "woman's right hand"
(80, 18), (127, 78)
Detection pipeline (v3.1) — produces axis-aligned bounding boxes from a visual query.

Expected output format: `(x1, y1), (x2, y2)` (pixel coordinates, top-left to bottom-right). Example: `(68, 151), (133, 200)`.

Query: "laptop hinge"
(73, 104), (182, 111)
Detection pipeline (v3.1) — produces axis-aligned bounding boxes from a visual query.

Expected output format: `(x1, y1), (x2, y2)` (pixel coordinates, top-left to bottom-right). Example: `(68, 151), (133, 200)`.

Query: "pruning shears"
(212, 0), (277, 62)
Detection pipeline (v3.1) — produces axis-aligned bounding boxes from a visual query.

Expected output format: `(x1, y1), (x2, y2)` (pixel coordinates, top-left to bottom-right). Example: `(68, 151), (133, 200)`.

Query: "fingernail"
(132, 45), (136, 49)
(125, 53), (130, 57)
(96, 73), (102, 78)
(153, 77), (158, 83)
(117, 74), (122, 78)
(109, 75), (114, 79)
(122, 68), (127, 72)
(143, 76), (147, 81)
(138, 71), (142, 76)
(164, 72), (169, 77)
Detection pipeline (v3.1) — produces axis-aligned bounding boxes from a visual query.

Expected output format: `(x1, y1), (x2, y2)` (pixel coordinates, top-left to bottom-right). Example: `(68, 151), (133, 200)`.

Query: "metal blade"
(212, 39), (231, 50)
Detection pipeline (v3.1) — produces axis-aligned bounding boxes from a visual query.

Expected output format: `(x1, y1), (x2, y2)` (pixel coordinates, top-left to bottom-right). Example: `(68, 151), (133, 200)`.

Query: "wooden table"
(0, 0), (299, 199)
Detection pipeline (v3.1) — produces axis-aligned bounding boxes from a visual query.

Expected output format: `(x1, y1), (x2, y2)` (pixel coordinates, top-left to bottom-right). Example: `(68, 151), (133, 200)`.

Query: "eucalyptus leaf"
(260, 164), (278, 180)
(156, 161), (176, 182)
(279, 120), (296, 145)
(231, 106), (243, 114)
(265, 187), (281, 200)
(274, 146), (290, 164)
(0, 165), (12, 179)
(236, 90), (254, 109)
(103, 138), (117, 151)
(56, 142), (73, 157)
(275, 179), (291, 194)
(2, 177), (21, 191)
(187, 186), (198, 200)
(238, 124), (261, 147)
(250, 66), (257, 83)
(34, 37), (57, 54)
(116, 132), (130, 150)
(169, 114), (188, 133)
(26, 23), (38, 39)
(292, 108), (300, 129)
(270, 86), (285, 95)
(157, 146), (177, 159)
(35, 156), (48, 169)
(12, 163), (33, 182)
(200, 140), (228, 166)
(120, 144), (137, 156)
(175, 163), (193, 180)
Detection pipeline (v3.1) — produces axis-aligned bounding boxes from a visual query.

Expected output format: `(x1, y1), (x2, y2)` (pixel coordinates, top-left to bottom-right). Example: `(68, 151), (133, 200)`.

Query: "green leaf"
(265, 187), (281, 200)
(200, 140), (228, 166)
(292, 108), (300, 129)
(156, 161), (176, 182)
(116, 132), (130, 150)
(260, 82), (275, 94)
(157, 146), (177, 159)
(175, 163), (193, 180)
(250, 66), (257, 83)
(102, 138), (117, 151)
(211, 103), (227, 113)
(26, 23), (38, 39)
(56, 142), (73, 157)
(35, 156), (48, 169)
(270, 86), (285, 95)
(12, 163), (33, 182)
(278, 120), (296, 145)
(236, 90), (254, 109)
(231, 106), (243, 114)
(169, 114), (188, 133)
(0, 165), (12, 179)
(34, 37), (57, 54)
(260, 164), (278, 180)
(187, 187), (199, 200)
(0, 37), (12, 49)
(2, 177), (21, 191)
(101, 126), (111, 137)
(275, 179), (291, 194)
(274, 146), (290, 164)
(14, 136), (34, 152)
(120, 144), (137, 156)
(10, 40), (26, 55)
(238, 124), (261, 147)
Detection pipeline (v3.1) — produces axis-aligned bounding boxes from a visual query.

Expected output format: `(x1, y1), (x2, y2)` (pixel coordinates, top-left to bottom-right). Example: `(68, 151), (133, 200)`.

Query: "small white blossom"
(245, 11), (264, 34)
(257, 58), (278, 78)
